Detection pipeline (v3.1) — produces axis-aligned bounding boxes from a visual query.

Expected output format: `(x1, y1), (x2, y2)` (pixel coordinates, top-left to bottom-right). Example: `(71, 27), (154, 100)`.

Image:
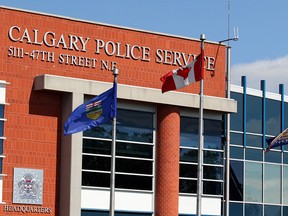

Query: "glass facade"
(230, 77), (288, 216)
(82, 108), (155, 191)
(179, 116), (224, 196)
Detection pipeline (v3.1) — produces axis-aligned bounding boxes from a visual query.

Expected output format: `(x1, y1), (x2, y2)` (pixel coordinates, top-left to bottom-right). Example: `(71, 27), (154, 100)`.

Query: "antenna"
(219, 26), (239, 44)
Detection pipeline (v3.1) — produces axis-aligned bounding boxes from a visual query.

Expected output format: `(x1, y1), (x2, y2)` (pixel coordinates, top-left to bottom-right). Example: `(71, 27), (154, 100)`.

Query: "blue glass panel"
(231, 92), (243, 131)
(264, 150), (281, 163)
(204, 119), (222, 150)
(245, 148), (262, 161)
(245, 204), (263, 216)
(82, 172), (110, 187)
(264, 164), (281, 204)
(203, 166), (223, 180)
(230, 132), (243, 146)
(246, 95), (262, 134)
(245, 162), (262, 202)
(229, 203), (243, 216)
(284, 206), (288, 216)
(116, 174), (152, 191)
(180, 117), (198, 147)
(285, 102), (288, 130)
(83, 139), (111, 155)
(230, 160), (243, 201)
(264, 205), (281, 216)
(180, 149), (197, 162)
(0, 121), (4, 137)
(84, 109), (154, 143)
(246, 134), (262, 148)
(0, 139), (3, 155)
(0, 105), (4, 119)
(203, 151), (223, 165)
(230, 146), (244, 159)
(284, 166), (288, 205)
(266, 99), (281, 136)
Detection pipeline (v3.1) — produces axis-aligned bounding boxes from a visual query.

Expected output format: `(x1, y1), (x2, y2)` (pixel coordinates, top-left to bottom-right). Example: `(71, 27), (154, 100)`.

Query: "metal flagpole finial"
(112, 68), (119, 76)
(200, 34), (206, 41)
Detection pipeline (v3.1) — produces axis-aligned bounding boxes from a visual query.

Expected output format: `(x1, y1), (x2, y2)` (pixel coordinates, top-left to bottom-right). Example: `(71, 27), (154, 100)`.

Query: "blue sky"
(1, 0), (288, 93)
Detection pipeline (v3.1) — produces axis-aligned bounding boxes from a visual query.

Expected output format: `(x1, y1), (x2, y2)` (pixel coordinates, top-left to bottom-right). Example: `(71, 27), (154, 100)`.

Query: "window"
(179, 116), (223, 195)
(230, 160), (243, 201)
(245, 162), (262, 202)
(82, 108), (155, 191)
(264, 164), (281, 204)
(231, 92), (243, 132)
(266, 99), (281, 136)
(246, 95), (262, 134)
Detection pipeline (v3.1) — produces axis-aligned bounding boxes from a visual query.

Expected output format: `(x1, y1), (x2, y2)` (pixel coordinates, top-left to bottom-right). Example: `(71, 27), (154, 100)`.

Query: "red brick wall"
(0, 7), (227, 215)
(155, 105), (180, 216)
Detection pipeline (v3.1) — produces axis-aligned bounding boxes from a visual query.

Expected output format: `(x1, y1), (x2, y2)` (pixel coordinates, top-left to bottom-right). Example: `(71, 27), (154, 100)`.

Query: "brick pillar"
(155, 104), (180, 216)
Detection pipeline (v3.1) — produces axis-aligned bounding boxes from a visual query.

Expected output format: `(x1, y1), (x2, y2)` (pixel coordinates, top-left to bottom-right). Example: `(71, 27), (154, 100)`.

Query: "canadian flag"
(160, 49), (204, 93)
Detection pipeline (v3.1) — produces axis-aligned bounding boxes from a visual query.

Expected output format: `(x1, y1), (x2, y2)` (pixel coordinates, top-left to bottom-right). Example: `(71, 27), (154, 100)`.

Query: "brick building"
(0, 6), (236, 216)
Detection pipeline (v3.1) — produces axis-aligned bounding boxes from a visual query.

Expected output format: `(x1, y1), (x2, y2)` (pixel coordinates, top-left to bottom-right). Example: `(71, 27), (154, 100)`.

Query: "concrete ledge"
(34, 74), (237, 113)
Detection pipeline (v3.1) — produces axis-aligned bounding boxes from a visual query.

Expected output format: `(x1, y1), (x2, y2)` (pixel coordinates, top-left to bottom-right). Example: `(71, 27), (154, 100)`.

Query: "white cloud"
(231, 55), (288, 93)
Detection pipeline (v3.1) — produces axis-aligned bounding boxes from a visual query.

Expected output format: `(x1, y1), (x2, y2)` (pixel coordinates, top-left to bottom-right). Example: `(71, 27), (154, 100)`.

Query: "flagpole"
(196, 34), (205, 216)
(109, 68), (118, 216)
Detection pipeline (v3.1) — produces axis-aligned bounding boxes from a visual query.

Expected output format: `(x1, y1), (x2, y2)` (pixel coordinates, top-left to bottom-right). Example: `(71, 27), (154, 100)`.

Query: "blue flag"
(64, 82), (117, 135)
(265, 128), (288, 153)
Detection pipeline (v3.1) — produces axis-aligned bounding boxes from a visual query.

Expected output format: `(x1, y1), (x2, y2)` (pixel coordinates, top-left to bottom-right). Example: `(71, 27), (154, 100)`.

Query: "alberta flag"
(265, 128), (288, 153)
(64, 82), (117, 135)
(160, 48), (204, 93)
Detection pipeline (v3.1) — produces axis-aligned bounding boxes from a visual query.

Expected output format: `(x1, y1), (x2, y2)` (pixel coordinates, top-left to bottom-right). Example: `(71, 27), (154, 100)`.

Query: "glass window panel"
(179, 179), (197, 193)
(116, 158), (152, 175)
(284, 153), (288, 164)
(264, 164), (281, 204)
(230, 160), (243, 201)
(84, 109), (154, 143)
(203, 151), (223, 165)
(245, 162), (262, 202)
(82, 172), (110, 187)
(245, 148), (262, 161)
(264, 151), (281, 163)
(180, 117), (198, 148)
(204, 119), (222, 150)
(82, 155), (110, 171)
(0, 105), (4, 119)
(84, 124), (112, 139)
(231, 92), (243, 132)
(266, 99), (281, 136)
(0, 121), (4, 137)
(203, 166), (223, 180)
(83, 139), (111, 155)
(116, 142), (153, 159)
(283, 166), (288, 204)
(284, 206), (288, 216)
(115, 174), (152, 191)
(245, 204), (263, 216)
(246, 134), (262, 148)
(179, 164), (197, 178)
(0, 139), (3, 155)
(230, 132), (243, 146)
(285, 102), (288, 130)
(230, 146), (244, 159)
(264, 205), (281, 216)
(0, 158), (2, 174)
(180, 148), (197, 163)
(203, 181), (222, 195)
(246, 95), (262, 134)
(229, 203), (243, 216)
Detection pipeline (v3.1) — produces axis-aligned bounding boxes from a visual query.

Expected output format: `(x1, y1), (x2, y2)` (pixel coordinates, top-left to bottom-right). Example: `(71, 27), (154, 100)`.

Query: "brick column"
(155, 104), (180, 216)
